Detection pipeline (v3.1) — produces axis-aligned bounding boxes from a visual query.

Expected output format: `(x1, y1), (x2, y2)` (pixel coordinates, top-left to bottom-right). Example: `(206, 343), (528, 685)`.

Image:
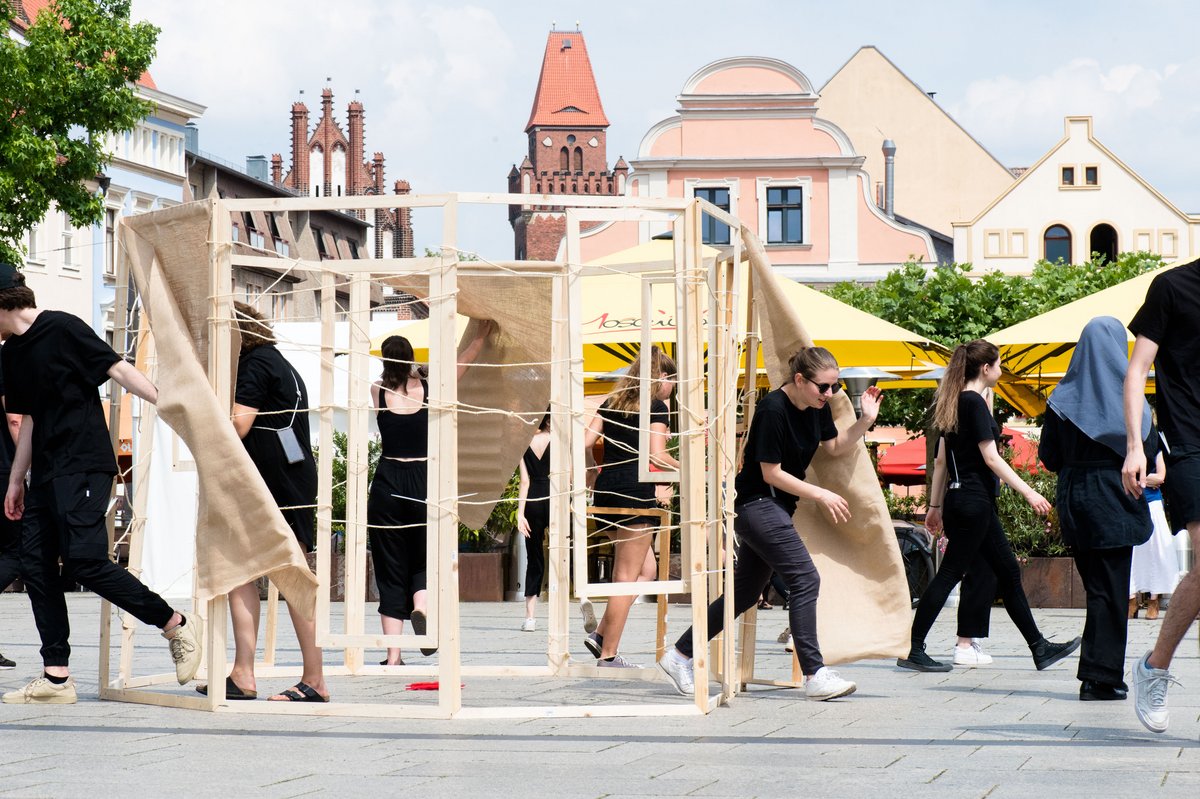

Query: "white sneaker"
(804, 667), (856, 701)
(520, 618), (536, 632)
(580, 599), (597, 634)
(1133, 651), (1176, 733)
(953, 641), (993, 666)
(164, 614), (203, 684)
(657, 648), (695, 696)
(2, 676), (77, 704)
(597, 654), (642, 669)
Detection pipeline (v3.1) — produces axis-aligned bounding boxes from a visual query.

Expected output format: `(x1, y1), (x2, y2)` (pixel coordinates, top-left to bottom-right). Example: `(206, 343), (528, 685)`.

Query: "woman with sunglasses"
(899, 340), (1080, 673)
(658, 347), (870, 700)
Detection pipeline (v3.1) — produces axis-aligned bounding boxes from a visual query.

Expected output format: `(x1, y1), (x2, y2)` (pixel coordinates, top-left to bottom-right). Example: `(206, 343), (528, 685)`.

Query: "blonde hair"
(606, 346), (676, 414)
(932, 339), (1000, 432)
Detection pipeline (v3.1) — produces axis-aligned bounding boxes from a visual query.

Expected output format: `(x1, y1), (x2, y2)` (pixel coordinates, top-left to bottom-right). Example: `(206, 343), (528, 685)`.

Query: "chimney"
(270, 154), (283, 185)
(372, 152), (385, 193)
(291, 101), (310, 195)
(347, 97), (364, 196)
(882, 139), (896, 219)
(184, 122), (199, 154)
(245, 155), (268, 182)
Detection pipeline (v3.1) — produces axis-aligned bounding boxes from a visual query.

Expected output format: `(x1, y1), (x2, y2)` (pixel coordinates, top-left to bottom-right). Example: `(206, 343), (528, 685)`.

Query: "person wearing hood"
(1039, 315), (1161, 701)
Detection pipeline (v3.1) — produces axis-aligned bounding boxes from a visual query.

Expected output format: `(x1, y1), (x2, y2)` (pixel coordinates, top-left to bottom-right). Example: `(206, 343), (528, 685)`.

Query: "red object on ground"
(877, 427), (1039, 486)
(405, 682), (465, 691)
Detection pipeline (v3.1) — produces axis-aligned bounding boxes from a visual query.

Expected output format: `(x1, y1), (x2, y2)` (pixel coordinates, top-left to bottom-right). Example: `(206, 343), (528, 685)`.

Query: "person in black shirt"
(0, 264), (202, 704)
(657, 347), (873, 700)
(1123, 257), (1200, 733)
(517, 413), (551, 632)
(1040, 316), (1158, 701)
(900, 339), (1080, 674)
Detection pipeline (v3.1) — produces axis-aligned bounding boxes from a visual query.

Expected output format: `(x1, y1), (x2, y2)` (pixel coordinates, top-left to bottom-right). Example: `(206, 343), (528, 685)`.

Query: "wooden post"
(343, 273), (372, 673)
(736, 243), (760, 691)
(315, 271), (336, 646)
(547, 266), (571, 673)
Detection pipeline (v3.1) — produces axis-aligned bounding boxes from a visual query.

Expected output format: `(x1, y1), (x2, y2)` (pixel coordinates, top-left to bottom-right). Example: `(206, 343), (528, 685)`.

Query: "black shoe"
(1031, 636), (1081, 671)
(897, 646), (952, 672)
(583, 631), (604, 659)
(409, 610), (437, 656)
(0, 653), (14, 670)
(1080, 680), (1127, 701)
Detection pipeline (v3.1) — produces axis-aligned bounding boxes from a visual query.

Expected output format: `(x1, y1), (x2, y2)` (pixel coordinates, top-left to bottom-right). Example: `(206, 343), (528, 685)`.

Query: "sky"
(129, 0), (1200, 259)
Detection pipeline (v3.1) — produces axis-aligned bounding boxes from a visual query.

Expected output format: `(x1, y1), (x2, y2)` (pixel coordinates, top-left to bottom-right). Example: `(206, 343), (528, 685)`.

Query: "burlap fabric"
(744, 229), (910, 663)
(121, 202), (318, 615)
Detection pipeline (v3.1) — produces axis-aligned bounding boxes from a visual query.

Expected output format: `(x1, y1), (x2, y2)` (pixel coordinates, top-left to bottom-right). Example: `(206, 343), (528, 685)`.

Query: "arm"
(648, 422), (679, 471)
(979, 439), (1051, 515)
(456, 320), (494, 380)
(1145, 451), (1166, 489)
(516, 457), (531, 537)
(107, 360), (159, 405)
(925, 438), (948, 535)
(582, 412), (603, 485)
(4, 416), (32, 521)
(821, 386), (882, 458)
(760, 461), (850, 524)
(6, 413), (19, 446)
(1122, 335), (1158, 497)
(230, 403), (258, 439)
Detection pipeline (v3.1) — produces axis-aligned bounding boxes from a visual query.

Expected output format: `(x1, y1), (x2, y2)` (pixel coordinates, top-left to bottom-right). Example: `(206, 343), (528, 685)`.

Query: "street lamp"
(839, 366), (900, 416)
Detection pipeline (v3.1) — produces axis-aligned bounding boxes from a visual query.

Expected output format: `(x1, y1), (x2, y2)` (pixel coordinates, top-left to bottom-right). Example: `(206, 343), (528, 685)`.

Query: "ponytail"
(787, 346), (839, 382)
(932, 339), (999, 432)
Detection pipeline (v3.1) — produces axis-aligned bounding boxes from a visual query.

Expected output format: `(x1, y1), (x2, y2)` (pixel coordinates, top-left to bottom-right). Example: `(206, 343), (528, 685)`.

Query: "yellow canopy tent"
(372, 240), (949, 391)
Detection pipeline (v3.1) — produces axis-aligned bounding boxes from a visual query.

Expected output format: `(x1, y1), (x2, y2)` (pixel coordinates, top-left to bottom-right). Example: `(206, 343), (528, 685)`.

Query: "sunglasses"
(803, 376), (843, 395)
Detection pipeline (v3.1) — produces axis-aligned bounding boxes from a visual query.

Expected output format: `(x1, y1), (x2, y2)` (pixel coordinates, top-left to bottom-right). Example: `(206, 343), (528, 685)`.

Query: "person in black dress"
(581, 346), (679, 668)
(517, 413), (551, 631)
(216, 302), (325, 702)
(900, 339), (1080, 673)
(1039, 315), (1159, 700)
(369, 325), (490, 665)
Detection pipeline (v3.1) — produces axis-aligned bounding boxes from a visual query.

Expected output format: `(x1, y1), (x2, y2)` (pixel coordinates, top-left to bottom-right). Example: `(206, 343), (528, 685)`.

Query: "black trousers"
(957, 555), (997, 639)
(0, 501), (22, 593)
(22, 474), (175, 667)
(676, 498), (824, 675)
(911, 486), (1042, 649)
(523, 500), (547, 598)
(1073, 546), (1133, 687)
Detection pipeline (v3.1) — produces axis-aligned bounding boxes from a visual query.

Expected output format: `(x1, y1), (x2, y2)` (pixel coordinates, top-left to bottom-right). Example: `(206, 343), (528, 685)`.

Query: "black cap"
(0, 264), (21, 291)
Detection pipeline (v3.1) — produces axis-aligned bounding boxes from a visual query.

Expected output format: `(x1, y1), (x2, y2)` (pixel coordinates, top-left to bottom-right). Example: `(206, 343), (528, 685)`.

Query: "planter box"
(1020, 556), (1085, 609)
(459, 551), (506, 602)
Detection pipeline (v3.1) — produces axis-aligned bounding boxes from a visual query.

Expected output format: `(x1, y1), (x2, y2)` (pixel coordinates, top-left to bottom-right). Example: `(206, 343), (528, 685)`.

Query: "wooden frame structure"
(99, 190), (799, 718)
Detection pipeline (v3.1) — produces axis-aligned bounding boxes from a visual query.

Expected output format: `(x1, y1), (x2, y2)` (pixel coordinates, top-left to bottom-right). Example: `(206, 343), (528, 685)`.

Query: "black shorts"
(1163, 446), (1200, 532)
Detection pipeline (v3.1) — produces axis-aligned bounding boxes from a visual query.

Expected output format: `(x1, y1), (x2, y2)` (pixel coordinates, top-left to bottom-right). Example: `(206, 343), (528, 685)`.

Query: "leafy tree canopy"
(827, 252), (1164, 429)
(0, 0), (158, 264)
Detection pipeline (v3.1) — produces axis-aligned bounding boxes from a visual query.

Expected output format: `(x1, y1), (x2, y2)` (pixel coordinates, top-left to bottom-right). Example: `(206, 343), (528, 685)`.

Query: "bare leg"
(380, 614), (404, 665)
(597, 525), (654, 658)
(227, 582), (260, 692)
(524, 594), (537, 620)
(268, 600), (327, 700)
(1147, 522), (1200, 670)
(412, 588), (428, 615)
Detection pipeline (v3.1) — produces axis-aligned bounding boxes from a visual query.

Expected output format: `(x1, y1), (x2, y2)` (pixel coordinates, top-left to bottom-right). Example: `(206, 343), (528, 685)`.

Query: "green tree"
(827, 252), (1163, 429)
(0, 0), (158, 264)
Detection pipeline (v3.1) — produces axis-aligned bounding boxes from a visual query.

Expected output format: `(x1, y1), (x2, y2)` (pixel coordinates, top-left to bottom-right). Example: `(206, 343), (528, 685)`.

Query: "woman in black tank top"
(517, 413), (552, 631)
(368, 325), (490, 665)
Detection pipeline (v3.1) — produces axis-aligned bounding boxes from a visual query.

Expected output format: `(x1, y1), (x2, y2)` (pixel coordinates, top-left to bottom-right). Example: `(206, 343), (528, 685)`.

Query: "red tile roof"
(10, 0), (156, 88)
(525, 31), (608, 132)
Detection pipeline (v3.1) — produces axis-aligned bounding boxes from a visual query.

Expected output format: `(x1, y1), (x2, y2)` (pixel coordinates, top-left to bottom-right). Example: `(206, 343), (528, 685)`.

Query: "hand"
(858, 386), (883, 423)
(1144, 473), (1165, 489)
(518, 515), (530, 538)
(4, 481), (23, 521)
(925, 506), (943, 535)
(1024, 489), (1052, 516)
(1122, 449), (1147, 497)
(816, 488), (851, 524)
(655, 483), (674, 507)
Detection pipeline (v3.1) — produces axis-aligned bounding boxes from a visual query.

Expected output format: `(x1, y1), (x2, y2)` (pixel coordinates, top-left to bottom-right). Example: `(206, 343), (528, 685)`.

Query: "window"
(104, 209), (116, 276)
(243, 212), (265, 251)
(766, 187), (803, 244)
(559, 147), (569, 172)
(1044, 224), (1071, 263)
(1061, 167), (1075, 186)
(1085, 166), (1098, 186)
(26, 223), (40, 263)
(61, 212), (75, 268)
(348, 240), (360, 259)
(695, 187), (730, 245)
(231, 222), (239, 242)
(313, 226), (329, 259)
(573, 147), (583, 173)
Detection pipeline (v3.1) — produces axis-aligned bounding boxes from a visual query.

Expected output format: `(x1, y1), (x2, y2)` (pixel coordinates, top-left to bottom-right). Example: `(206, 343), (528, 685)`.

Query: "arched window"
(1044, 224), (1071, 263)
(1089, 223), (1118, 264)
(573, 147), (583, 172)
(559, 147), (569, 172)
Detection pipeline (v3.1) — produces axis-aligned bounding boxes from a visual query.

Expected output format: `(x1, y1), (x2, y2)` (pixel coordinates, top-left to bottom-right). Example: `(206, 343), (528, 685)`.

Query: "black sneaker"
(897, 646), (952, 672)
(1031, 636), (1081, 671)
(583, 631), (604, 659)
(0, 653), (13, 670)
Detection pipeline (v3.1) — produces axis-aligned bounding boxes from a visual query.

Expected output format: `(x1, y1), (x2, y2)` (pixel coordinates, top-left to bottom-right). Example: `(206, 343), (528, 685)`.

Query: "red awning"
(878, 427), (1038, 486)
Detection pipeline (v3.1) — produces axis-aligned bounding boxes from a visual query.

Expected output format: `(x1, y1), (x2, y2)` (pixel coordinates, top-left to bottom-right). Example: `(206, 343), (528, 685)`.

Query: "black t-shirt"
(1, 310), (121, 485)
(0, 358), (15, 478)
(597, 398), (670, 476)
(235, 345), (315, 474)
(735, 388), (838, 515)
(944, 391), (1001, 492)
(1129, 259), (1200, 449)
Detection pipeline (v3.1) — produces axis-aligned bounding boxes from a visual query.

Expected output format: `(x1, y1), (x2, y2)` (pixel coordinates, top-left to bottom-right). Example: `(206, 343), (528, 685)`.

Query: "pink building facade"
(580, 57), (938, 282)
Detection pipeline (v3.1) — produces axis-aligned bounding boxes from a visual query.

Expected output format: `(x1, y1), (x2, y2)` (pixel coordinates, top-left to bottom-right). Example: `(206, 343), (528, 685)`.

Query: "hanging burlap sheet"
(744, 229), (910, 663)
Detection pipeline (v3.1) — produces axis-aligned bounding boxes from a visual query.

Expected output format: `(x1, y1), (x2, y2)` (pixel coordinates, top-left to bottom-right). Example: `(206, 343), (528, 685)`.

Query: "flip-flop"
(269, 681), (330, 703)
(196, 676), (257, 700)
(409, 610), (438, 656)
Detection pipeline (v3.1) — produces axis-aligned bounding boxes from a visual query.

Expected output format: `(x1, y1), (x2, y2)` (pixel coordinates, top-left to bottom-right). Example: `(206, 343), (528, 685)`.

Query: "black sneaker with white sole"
(0, 653), (13, 670)
(897, 645), (953, 672)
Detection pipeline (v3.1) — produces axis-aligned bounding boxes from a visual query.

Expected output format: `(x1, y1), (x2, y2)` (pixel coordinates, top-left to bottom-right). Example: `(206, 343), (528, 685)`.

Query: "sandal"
(757, 599), (772, 610)
(409, 610), (438, 656)
(268, 681), (330, 703)
(196, 676), (256, 700)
